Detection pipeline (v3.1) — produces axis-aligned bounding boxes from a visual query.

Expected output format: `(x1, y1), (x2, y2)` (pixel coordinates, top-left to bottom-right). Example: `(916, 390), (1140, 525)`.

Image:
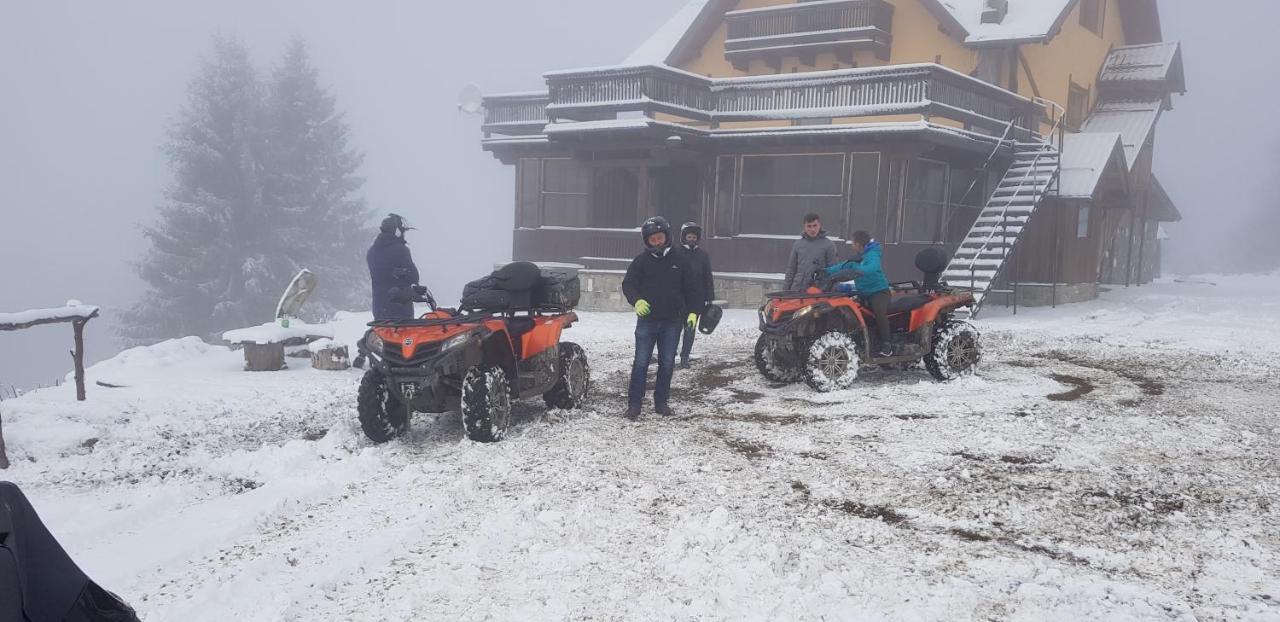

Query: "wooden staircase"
(945, 139), (1061, 318)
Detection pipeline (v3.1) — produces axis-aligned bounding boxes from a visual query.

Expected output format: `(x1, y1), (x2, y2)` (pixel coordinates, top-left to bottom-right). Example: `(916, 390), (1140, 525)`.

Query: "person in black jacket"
(366, 213), (420, 321)
(622, 217), (700, 419)
(677, 222), (714, 369)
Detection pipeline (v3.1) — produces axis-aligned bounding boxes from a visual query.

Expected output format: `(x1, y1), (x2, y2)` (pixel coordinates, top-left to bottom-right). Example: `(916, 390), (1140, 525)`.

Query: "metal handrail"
(960, 98), (1066, 315)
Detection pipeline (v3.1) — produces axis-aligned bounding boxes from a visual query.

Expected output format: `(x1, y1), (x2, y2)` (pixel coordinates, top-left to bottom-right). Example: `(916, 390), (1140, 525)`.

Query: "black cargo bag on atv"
(460, 262), (580, 312)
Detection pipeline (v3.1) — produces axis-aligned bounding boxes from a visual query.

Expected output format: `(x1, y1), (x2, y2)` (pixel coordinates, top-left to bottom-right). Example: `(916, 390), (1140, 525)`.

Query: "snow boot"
(623, 404), (641, 420)
(655, 403), (676, 417)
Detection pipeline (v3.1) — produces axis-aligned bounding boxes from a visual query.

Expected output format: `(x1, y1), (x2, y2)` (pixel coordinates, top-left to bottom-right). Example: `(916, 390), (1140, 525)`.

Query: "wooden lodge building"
(479, 0), (1185, 313)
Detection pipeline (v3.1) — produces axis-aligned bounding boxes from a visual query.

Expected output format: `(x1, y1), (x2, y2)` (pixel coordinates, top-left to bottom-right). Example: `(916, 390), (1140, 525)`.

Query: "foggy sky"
(2, 0), (1277, 390)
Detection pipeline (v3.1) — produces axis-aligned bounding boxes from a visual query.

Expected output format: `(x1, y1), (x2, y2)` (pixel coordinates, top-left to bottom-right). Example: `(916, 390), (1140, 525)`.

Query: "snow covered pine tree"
(122, 37), (370, 344)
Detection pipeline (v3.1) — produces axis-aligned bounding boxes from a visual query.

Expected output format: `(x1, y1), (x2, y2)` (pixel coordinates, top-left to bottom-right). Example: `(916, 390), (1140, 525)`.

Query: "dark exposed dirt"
(1047, 374), (1096, 401)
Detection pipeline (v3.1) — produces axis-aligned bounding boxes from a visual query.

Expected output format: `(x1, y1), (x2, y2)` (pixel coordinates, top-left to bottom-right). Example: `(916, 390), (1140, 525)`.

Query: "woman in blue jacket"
(825, 231), (894, 357)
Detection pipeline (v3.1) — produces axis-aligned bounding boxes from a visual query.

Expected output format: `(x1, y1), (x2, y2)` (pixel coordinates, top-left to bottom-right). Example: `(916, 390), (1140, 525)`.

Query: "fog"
(1, 0), (1276, 390)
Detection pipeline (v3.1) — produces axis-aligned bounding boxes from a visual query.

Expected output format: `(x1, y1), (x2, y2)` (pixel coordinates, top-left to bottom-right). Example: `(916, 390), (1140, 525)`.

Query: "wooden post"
(72, 318), (88, 401)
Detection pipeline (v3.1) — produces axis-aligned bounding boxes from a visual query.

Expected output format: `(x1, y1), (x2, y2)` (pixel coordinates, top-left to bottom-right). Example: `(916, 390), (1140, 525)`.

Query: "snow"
(939, 0), (1075, 44)
(0, 302), (100, 327)
(1082, 99), (1164, 170)
(221, 319), (336, 345)
(1056, 131), (1125, 199)
(4, 275), (1280, 620)
(623, 0), (712, 66)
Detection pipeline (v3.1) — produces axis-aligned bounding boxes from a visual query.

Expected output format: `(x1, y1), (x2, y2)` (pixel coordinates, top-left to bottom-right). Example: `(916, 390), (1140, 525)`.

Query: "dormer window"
(1080, 0), (1105, 37)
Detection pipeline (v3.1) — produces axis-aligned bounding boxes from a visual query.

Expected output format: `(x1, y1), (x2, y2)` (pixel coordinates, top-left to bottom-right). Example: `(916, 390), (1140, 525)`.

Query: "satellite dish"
(458, 83), (484, 115)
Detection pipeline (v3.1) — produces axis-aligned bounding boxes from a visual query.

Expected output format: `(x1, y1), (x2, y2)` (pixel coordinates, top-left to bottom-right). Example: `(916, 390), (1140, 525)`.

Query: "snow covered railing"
(724, 0), (894, 67)
(531, 63), (1039, 136)
(481, 92), (550, 137)
(0, 302), (101, 403)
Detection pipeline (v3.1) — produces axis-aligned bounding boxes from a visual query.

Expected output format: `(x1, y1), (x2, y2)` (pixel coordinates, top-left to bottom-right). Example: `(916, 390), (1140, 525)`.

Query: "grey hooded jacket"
(783, 231), (838, 291)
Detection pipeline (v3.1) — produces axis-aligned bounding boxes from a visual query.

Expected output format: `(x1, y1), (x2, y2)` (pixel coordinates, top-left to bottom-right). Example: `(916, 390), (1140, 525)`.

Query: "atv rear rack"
(367, 305), (577, 329)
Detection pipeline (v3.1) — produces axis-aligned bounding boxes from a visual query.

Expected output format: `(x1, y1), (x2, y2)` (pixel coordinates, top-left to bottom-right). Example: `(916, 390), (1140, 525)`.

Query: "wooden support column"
(72, 318), (88, 401)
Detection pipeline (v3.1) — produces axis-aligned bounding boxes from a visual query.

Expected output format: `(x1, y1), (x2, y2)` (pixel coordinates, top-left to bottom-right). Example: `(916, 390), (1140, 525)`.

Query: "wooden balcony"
(724, 0), (894, 70)
(481, 92), (549, 137)
(539, 63), (1039, 137)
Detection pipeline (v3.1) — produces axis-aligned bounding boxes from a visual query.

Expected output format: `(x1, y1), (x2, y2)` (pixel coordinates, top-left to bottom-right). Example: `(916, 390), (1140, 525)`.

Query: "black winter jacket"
(366, 232), (420, 320)
(680, 245), (715, 313)
(622, 247), (700, 321)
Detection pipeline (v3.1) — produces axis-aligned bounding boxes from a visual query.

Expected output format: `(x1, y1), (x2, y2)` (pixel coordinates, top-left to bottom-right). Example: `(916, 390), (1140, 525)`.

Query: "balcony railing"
(481, 92), (550, 137)
(724, 0), (894, 69)
(535, 64), (1038, 135)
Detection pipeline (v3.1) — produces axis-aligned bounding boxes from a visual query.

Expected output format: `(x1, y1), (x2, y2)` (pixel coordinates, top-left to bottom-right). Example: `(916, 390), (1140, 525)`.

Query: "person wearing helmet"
(366, 213), (420, 321)
(677, 221), (715, 369)
(621, 216), (701, 419)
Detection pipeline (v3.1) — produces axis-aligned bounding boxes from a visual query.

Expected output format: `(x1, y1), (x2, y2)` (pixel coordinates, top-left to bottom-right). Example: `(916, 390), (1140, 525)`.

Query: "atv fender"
(481, 332), (517, 380)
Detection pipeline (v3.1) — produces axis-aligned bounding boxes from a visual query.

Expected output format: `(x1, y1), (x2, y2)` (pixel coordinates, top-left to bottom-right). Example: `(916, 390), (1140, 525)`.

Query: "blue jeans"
(628, 317), (684, 407)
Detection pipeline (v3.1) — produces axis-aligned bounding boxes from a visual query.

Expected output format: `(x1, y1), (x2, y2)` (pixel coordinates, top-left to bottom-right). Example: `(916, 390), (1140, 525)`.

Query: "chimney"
(982, 0), (1008, 24)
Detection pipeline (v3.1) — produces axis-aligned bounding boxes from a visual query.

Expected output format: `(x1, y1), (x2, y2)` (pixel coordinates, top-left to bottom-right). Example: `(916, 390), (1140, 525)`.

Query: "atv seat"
(886, 294), (932, 314)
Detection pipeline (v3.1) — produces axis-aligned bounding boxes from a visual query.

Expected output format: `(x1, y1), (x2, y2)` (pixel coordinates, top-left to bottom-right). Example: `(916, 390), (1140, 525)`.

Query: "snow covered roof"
(1099, 42), (1185, 95)
(1080, 99), (1163, 170)
(928, 0), (1076, 44)
(624, 0), (720, 65)
(1056, 131), (1126, 199)
(1145, 176), (1182, 223)
(0, 302), (101, 330)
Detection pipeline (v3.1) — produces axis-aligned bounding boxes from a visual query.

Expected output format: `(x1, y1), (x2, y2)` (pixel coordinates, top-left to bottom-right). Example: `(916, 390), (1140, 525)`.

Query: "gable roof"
(1080, 99), (1163, 170)
(923, 0), (1077, 45)
(1099, 42), (1186, 96)
(1057, 131), (1128, 199)
(624, 0), (735, 66)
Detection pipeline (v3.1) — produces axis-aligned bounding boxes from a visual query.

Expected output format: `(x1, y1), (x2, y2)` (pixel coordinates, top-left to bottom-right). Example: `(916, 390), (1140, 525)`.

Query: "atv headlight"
(442, 333), (470, 351)
(364, 331), (385, 353)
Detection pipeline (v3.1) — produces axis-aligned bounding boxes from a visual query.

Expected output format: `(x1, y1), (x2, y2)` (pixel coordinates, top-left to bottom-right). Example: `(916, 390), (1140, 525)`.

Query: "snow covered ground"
(3, 275), (1278, 621)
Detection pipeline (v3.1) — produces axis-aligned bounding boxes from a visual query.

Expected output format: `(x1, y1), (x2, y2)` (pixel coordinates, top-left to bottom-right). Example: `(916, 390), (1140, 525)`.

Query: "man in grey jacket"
(783, 213), (838, 291)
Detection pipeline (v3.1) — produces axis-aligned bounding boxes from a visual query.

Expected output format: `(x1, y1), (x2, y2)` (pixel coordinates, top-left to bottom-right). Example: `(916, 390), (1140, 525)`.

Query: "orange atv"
(356, 266), (589, 443)
(755, 249), (981, 391)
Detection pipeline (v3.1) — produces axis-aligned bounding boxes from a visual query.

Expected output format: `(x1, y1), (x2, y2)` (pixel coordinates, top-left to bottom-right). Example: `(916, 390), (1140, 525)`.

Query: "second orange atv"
(755, 249), (981, 391)
(356, 266), (589, 443)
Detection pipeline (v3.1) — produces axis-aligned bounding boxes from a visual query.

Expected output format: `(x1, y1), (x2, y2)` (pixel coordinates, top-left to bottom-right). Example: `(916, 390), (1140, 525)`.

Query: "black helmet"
(680, 222), (703, 248)
(698, 303), (723, 335)
(380, 213), (415, 236)
(641, 217), (672, 250)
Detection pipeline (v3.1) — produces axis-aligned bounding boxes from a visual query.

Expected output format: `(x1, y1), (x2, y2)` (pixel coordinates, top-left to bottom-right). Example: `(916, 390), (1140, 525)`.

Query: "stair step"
(981, 207), (1034, 216)
(992, 187), (1045, 196)
(952, 258), (1004, 268)
(944, 269), (996, 280)
(975, 217), (1030, 226)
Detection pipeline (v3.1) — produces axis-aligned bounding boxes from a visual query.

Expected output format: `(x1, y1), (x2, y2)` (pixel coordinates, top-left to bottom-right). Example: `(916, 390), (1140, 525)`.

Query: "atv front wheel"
(925, 320), (981, 381)
(804, 331), (862, 392)
(544, 342), (590, 410)
(358, 369), (410, 443)
(754, 334), (802, 383)
(461, 365), (513, 442)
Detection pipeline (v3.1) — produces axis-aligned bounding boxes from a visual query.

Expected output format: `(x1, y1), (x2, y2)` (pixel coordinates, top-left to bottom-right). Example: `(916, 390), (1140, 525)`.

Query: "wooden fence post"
(72, 318), (88, 401)
(0, 405), (9, 469)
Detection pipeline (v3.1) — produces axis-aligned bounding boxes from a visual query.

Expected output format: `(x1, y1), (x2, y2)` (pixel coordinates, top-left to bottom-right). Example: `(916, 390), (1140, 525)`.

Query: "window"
(848, 153), (881, 237)
(517, 158), (541, 228)
(1079, 0), (1104, 37)
(541, 158), (590, 227)
(900, 159), (949, 243)
(592, 167), (640, 229)
(738, 154), (845, 235)
(947, 167), (985, 244)
(1077, 205), (1090, 239)
(713, 156), (737, 237)
(1066, 82), (1090, 130)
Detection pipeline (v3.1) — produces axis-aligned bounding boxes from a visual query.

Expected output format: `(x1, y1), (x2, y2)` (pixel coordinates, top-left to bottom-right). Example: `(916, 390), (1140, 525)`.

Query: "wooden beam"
(0, 405), (9, 469)
(0, 308), (99, 332)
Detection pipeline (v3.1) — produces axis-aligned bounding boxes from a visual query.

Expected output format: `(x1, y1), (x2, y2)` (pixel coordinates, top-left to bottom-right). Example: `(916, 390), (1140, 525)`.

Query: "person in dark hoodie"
(622, 217), (701, 419)
(677, 221), (714, 369)
(783, 213), (838, 291)
(825, 230), (894, 358)
(366, 213), (420, 321)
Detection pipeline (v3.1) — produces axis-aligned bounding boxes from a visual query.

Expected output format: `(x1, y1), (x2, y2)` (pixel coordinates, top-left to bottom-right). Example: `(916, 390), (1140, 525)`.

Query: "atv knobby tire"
(804, 331), (861, 392)
(544, 342), (590, 410)
(754, 334), (802, 383)
(461, 364), (513, 443)
(925, 320), (981, 381)
(358, 368), (410, 443)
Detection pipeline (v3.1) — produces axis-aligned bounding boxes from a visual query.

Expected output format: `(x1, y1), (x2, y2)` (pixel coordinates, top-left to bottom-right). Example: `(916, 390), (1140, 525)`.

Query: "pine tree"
(123, 37), (371, 344)
(260, 39), (371, 317)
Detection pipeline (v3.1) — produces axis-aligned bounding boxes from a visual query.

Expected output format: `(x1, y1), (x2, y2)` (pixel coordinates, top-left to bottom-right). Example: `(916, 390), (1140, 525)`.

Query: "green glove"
(635, 299), (651, 317)
(687, 313), (698, 330)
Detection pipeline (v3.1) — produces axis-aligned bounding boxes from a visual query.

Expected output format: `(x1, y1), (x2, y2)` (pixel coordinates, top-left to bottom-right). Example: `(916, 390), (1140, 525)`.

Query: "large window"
(738, 154), (845, 235)
(541, 158), (590, 227)
(517, 158), (541, 228)
(1079, 0), (1104, 37)
(713, 156), (737, 237)
(848, 153), (880, 237)
(900, 159), (949, 243)
(592, 167), (640, 229)
(1066, 82), (1090, 130)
